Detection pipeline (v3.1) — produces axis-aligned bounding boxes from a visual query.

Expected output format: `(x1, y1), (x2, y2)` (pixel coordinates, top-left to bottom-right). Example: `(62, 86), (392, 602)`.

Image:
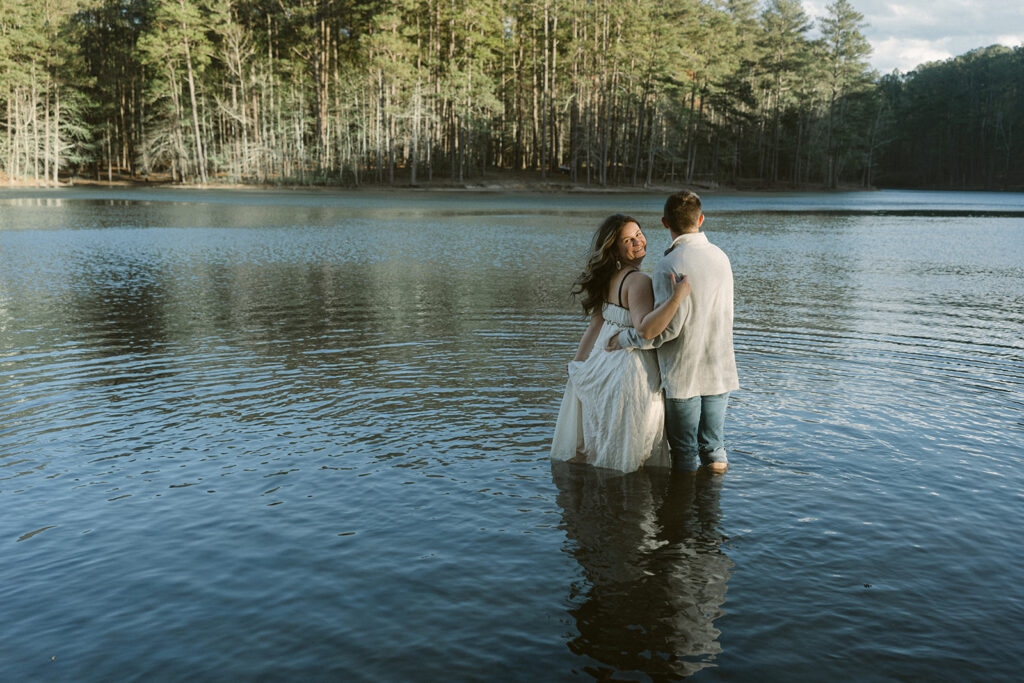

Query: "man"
(608, 190), (739, 473)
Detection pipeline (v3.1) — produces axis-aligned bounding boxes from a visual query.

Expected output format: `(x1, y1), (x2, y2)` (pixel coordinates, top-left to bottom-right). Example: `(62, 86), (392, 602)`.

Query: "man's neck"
(670, 228), (699, 240)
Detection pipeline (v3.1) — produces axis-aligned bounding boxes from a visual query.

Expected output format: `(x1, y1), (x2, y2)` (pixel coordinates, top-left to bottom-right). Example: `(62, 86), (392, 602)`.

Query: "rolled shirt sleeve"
(618, 257), (687, 350)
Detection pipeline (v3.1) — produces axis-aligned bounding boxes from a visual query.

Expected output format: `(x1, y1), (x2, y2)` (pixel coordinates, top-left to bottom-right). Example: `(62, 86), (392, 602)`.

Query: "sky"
(800, 0), (1024, 73)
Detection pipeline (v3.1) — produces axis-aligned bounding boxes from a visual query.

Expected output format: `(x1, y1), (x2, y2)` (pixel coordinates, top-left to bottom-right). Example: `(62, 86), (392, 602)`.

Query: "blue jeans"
(664, 393), (730, 472)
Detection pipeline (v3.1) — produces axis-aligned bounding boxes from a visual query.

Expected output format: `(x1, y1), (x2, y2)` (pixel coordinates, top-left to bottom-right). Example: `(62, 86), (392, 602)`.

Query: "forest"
(1, 0), (1022, 190)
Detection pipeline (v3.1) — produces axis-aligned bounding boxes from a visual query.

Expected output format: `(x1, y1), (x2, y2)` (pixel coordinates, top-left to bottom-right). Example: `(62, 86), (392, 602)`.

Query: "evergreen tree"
(0, 0), (1015, 190)
(820, 0), (871, 187)
(757, 0), (813, 183)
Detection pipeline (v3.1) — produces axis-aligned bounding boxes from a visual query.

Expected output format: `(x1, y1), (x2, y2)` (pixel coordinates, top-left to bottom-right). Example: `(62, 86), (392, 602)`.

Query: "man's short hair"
(663, 190), (702, 232)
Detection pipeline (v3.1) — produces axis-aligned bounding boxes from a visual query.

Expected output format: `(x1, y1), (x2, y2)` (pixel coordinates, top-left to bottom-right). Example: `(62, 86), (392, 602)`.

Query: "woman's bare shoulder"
(622, 271), (654, 306)
(625, 270), (653, 288)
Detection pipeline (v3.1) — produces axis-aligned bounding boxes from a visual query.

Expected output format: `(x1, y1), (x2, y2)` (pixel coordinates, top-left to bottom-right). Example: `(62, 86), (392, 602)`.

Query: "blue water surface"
(1, 188), (1022, 681)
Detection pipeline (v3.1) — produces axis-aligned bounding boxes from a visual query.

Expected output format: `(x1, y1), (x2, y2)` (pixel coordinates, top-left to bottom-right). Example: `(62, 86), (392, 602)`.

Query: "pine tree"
(820, 0), (871, 187)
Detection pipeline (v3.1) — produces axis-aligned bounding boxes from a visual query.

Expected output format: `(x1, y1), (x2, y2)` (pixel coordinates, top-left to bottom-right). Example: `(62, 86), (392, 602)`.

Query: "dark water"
(2, 187), (1022, 681)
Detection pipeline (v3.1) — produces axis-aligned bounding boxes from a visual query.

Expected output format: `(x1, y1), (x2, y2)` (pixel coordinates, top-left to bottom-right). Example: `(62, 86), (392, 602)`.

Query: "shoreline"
(8, 177), (1018, 195)
(3, 170), (876, 195)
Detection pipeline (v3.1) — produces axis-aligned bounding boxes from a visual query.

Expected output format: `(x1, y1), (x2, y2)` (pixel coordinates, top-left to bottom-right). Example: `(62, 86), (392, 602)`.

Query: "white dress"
(550, 302), (669, 472)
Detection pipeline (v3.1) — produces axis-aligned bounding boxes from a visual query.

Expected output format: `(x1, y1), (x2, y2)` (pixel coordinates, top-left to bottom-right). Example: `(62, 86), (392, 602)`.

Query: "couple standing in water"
(551, 190), (739, 473)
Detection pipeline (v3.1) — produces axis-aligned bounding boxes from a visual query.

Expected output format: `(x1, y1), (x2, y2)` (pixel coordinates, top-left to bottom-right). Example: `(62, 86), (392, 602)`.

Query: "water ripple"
(2, 191), (1023, 680)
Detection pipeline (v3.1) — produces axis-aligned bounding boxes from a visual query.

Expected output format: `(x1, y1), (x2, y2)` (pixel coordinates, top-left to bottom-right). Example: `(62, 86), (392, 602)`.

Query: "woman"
(551, 214), (689, 472)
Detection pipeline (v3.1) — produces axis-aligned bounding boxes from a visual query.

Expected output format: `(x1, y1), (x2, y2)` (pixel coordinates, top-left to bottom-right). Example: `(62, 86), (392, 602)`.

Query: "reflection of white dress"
(551, 303), (669, 472)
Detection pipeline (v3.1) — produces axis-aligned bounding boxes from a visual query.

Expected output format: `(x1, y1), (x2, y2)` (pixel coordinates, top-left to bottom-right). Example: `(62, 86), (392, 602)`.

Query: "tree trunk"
(181, 19), (208, 183)
(52, 87), (60, 184)
(167, 65), (189, 180)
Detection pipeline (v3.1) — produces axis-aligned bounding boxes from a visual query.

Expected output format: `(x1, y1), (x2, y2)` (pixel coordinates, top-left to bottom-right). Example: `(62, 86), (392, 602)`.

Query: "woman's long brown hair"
(571, 214), (639, 316)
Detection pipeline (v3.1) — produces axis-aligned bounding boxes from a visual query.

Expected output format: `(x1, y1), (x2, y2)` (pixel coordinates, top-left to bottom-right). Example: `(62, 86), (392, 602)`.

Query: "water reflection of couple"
(551, 190), (739, 474)
(552, 461), (733, 677)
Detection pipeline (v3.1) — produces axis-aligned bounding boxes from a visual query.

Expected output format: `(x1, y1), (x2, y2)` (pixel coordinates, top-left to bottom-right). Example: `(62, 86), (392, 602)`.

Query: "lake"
(2, 187), (1022, 681)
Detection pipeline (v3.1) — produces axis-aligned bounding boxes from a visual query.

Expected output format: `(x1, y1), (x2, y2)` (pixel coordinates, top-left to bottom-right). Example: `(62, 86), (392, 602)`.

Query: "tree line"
(1, 0), (1021, 190)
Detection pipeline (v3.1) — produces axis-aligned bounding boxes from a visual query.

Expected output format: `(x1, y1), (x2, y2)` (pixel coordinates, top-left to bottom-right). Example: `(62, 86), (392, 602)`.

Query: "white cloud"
(871, 37), (954, 73)
(874, 3), (941, 30)
(785, 1), (1022, 73)
(814, 0), (1024, 73)
(801, 0), (828, 22)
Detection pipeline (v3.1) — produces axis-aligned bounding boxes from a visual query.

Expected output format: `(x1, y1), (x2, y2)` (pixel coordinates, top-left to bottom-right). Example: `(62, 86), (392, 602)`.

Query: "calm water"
(2, 187), (1022, 681)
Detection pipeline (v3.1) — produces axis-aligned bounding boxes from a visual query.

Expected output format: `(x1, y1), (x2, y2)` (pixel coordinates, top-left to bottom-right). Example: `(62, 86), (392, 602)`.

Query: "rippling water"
(2, 188), (1022, 680)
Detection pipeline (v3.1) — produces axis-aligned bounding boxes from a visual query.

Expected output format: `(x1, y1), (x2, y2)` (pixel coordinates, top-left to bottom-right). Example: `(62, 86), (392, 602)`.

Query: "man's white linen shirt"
(617, 231), (740, 400)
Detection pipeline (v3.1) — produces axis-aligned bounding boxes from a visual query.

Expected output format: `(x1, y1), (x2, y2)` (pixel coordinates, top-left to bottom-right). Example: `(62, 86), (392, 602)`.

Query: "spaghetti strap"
(617, 269), (639, 308)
